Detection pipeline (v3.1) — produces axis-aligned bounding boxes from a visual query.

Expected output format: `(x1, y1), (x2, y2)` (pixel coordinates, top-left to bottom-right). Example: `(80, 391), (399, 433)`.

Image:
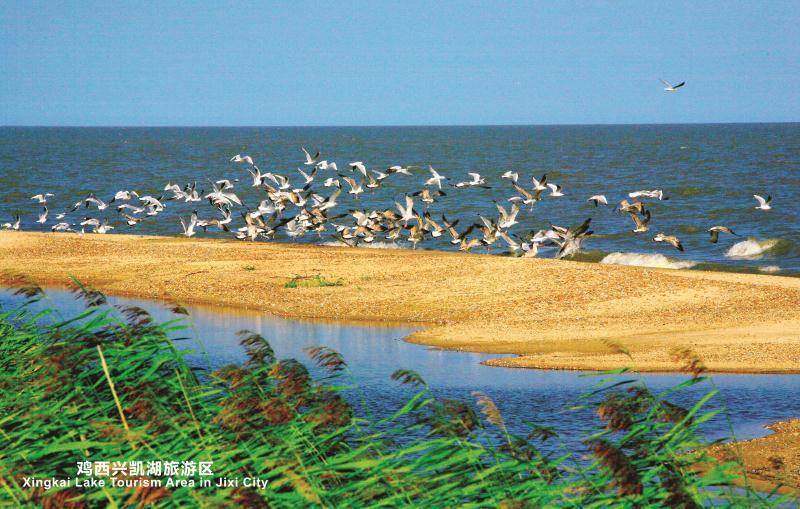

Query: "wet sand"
(2, 231), (800, 373)
(711, 419), (800, 493)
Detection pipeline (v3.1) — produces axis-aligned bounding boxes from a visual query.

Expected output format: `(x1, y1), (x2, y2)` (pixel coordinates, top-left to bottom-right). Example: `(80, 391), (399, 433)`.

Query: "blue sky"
(1, 1), (798, 126)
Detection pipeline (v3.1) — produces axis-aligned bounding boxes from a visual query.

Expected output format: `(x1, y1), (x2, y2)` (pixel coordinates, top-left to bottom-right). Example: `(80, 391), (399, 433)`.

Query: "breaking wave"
(724, 238), (789, 260)
(600, 252), (698, 270)
(758, 265), (782, 273)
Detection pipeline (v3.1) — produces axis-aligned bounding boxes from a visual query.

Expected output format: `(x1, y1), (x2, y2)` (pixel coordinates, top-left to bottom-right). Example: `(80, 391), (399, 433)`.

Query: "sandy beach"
(2, 231), (800, 373)
(2, 230), (800, 492)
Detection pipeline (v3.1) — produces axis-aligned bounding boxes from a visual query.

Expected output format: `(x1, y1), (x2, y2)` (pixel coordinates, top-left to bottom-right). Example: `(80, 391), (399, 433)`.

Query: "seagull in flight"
(180, 212), (198, 237)
(425, 166), (448, 189)
(386, 165), (413, 176)
(495, 203), (520, 229)
(51, 222), (73, 232)
(395, 195), (416, 225)
(661, 79), (685, 92)
(531, 174), (548, 192)
(316, 160), (338, 172)
(248, 167), (270, 187)
(629, 189), (668, 201)
(36, 207), (48, 224)
(341, 176), (364, 198)
(302, 147), (320, 166)
(629, 210), (651, 234)
(349, 162), (368, 177)
(546, 183), (564, 197)
(708, 226), (739, 243)
(323, 177), (341, 188)
(587, 195), (608, 207)
(31, 193), (54, 204)
(121, 214), (143, 227)
(298, 167), (317, 185)
(753, 194), (772, 210)
(654, 232), (684, 251)
(2, 214), (21, 231)
(230, 154), (257, 169)
(454, 172), (489, 188)
(508, 182), (542, 208)
(501, 171), (519, 183)
(111, 190), (138, 202)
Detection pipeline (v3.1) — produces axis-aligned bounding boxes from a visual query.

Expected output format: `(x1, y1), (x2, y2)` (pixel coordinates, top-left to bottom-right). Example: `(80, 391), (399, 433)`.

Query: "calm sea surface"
(1, 124), (798, 273)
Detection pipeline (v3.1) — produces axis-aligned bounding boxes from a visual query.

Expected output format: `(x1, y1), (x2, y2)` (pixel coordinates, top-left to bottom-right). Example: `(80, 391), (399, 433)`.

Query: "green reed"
(0, 279), (792, 508)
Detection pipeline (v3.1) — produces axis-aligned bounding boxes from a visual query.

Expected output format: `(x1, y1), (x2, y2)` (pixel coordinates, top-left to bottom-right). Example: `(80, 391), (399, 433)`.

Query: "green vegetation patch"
(284, 274), (344, 289)
(0, 278), (792, 508)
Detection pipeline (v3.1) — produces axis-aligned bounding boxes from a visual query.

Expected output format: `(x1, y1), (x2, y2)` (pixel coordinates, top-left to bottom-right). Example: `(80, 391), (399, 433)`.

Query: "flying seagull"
(302, 147), (320, 166)
(454, 172), (489, 188)
(31, 193), (54, 204)
(230, 154), (257, 168)
(629, 210), (651, 234)
(180, 212), (198, 238)
(501, 171), (519, 183)
(36, 207), (48, 224)
(546, 183), (564, 197)
(753, 194), (772, 210)
(661, 79), (685, 92)
(2, 214), (21, 231)
(654, 232), (684, 251)
(708, 226), (739, 243)
(587, 195), (608, 207)
(425, 166), (448, 189)
(629, 189), (668, 201)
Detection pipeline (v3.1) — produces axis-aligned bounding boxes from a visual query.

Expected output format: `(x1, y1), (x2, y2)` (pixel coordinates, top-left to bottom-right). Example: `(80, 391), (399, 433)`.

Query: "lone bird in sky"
(661, 79), (685, 92)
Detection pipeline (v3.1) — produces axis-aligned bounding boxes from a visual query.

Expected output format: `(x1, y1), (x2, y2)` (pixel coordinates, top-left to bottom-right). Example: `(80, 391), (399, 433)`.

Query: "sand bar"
(1, 231), (800, 373)
(711, 419), (800, 493)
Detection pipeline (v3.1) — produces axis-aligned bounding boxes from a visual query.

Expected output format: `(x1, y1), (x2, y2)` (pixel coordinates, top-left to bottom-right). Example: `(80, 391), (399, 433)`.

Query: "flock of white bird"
(1, 144), (774, 261)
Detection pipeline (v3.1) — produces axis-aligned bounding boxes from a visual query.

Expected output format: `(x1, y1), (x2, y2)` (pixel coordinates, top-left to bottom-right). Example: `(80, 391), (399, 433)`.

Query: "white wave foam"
(724, 238), (781, 260)
(758, 265), (781, 273)
(600, 252), (697, 270)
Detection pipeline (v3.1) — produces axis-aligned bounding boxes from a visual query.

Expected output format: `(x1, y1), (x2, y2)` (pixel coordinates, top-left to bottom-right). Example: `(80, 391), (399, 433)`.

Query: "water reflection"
(3, 288), (799, 444)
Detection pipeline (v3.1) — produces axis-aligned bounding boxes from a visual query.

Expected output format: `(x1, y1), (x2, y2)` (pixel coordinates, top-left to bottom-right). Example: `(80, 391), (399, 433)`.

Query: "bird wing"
(673, 81), (685, 89)
(342, 176), (357, 190)
(512, 183), (534, 200)
(754, 194), (766, 206)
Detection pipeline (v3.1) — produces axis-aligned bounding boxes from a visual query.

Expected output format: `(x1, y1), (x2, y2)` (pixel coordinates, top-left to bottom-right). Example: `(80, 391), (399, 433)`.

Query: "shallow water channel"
(3, 288), (799, 447)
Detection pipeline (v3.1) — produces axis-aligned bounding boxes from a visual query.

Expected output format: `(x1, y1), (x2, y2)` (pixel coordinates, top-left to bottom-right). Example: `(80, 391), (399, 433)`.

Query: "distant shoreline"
(2, 231), (800, 374)
(2, 121), (799, 129)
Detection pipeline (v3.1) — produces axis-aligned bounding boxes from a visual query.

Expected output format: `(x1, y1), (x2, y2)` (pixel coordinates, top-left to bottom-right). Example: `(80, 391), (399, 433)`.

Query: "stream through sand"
(4, 288), (800, 450)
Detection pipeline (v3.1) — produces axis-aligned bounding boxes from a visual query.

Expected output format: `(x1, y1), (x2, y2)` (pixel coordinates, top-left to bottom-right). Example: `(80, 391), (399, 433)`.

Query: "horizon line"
(1, 120), (799, 129)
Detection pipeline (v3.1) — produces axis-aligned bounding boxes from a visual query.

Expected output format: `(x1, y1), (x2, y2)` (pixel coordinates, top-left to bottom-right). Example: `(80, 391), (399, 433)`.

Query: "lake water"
(3, 288), (799, 447)
(1, 124), (798, 274)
